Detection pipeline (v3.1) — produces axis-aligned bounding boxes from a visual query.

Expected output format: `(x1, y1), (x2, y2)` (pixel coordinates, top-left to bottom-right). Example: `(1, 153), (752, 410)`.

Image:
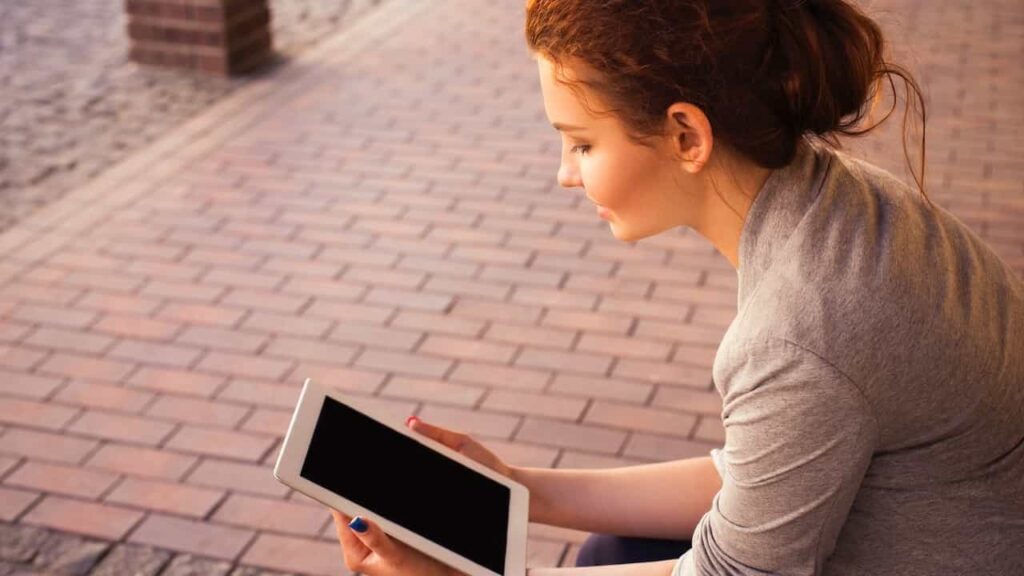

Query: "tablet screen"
(301, 397), (511, 574)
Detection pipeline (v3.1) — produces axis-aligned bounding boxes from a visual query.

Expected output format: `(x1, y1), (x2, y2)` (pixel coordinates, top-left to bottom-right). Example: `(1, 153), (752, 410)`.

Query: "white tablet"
(273, 378), (529, 576)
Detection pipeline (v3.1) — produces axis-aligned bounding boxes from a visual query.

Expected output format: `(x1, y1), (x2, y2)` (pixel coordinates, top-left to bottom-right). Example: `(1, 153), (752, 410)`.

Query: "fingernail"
(406, 416), (419, 428)
(349, 516), (368, 533)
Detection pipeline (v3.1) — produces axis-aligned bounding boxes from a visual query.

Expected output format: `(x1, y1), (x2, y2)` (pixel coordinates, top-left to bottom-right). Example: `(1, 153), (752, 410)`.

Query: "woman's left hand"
(331, 510), (462, 576)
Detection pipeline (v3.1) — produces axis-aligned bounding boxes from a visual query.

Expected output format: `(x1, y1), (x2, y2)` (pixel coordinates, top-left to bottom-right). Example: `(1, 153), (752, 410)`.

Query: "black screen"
(301, 397), (510, 574)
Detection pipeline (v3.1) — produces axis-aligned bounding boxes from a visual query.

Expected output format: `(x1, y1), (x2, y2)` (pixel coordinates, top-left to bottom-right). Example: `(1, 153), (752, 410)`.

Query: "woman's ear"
(664, 103), (713, 174)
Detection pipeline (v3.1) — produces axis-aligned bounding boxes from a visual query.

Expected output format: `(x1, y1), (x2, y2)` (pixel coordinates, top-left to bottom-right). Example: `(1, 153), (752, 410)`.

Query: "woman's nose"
(557, 163), (581, 189)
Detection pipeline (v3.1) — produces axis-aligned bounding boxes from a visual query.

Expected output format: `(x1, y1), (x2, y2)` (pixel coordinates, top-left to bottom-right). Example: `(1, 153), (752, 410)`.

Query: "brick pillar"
(125, 0), (273, 76)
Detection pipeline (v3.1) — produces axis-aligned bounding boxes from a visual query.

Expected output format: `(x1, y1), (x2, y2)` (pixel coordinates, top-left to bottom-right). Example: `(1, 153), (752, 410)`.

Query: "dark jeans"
(575, 534), (693, 567)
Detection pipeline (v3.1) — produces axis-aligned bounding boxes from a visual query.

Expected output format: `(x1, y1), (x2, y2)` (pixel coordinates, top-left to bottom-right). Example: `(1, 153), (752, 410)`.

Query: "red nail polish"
(406, 415), (418, 428)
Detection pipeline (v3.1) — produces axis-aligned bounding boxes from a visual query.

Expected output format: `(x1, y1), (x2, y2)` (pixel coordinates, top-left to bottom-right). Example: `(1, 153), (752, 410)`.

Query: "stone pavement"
(0, 0), (1021, 574)
(0, 0), (383, 235)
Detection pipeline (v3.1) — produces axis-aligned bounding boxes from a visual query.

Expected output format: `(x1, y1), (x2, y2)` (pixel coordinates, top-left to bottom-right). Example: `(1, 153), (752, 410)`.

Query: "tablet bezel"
(274, 378), (529, 576)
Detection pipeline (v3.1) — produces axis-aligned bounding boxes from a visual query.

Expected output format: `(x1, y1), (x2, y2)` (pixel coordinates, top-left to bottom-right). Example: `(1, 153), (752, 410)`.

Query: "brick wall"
(125, 0), (273, 75)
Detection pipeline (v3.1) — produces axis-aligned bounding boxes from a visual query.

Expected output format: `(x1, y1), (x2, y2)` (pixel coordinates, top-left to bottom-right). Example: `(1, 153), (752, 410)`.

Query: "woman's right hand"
(405, 417), (514, 480)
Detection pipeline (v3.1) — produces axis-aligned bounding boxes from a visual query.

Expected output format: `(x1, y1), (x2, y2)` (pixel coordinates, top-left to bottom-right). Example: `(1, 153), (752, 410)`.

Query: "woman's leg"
(574, 533), (693, 567)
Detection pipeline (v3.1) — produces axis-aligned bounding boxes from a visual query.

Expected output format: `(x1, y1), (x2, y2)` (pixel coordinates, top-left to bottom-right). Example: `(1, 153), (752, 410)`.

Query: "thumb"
(407, 417), (467, 451)
(348, 516), (398, 558)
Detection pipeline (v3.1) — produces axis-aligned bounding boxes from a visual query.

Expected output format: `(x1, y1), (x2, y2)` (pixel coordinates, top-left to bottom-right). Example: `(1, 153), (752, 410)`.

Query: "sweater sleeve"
(686, 340), (877, 575)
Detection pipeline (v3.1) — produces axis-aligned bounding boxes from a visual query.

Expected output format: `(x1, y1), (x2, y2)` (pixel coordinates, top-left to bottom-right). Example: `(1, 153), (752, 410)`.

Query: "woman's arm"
(526, 559), (678, 576)
(511, 456), (721, 540)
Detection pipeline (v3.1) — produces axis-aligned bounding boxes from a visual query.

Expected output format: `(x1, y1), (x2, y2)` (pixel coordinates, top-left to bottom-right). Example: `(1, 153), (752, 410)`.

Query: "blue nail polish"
(349, 516), (368, 533)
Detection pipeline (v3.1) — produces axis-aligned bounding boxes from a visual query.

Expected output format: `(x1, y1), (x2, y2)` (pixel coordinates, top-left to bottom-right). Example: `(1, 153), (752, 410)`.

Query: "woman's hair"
(525, 0), (928, 197)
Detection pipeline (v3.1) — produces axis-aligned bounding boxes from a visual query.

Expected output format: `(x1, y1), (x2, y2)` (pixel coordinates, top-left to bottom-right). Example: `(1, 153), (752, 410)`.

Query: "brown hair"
(525, 0), (928, 198)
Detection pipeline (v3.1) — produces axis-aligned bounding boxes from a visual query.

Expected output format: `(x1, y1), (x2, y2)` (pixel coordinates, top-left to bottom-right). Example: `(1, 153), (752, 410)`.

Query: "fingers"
(407, 417), (467, 452)
(331, 510), (370, 570)
(346, 515), (398, 561)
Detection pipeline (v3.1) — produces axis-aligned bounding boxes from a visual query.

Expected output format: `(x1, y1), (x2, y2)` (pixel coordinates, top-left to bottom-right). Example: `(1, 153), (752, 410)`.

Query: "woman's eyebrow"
(552, 122), (587, 132)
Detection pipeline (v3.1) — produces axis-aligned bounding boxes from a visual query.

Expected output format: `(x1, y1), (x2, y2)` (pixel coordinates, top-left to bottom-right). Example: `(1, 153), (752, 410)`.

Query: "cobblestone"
(0, 0), (384, 234)
(0, 522), (299, 576)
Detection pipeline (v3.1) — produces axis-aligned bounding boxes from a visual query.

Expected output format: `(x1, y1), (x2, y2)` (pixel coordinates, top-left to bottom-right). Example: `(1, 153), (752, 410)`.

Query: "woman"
(330, 0), (1024, 574)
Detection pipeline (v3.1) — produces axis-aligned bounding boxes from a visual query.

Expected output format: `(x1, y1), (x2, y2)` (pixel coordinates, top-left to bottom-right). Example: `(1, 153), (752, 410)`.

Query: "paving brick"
(651, 387), (723, 417)
(9, 304), (98, 329)
(448, 361), (551, 392)
(0, 398), (79, 430)
(576, 333), (673, 361)
(694, 416), (726, 444)
(216, 379), (302, 409)
(343, 265), (425, 289)
(106, 478), (225, 518)
(549, 373), (653, 404)
(482, 390), (588, 421)
(176, 326), (270, 354)
(585, 402), (697, 437)
(85, 444), (197, 481)
(141, 280), (227, 303)
(108, 339), (203, 369)
(23, 326), (116, 355)
(157, 303), (248, 328)
(0, 454), (19, 477)
(221, 289), (310, 314)
(146, 396), (250, 428)
(54, 380), (154, 413)
(0, 282), (81, 307)
(517, 418), (627, 455)
(203, 270), (285, 292)
(0, 322), (32, 344)
(69, 410), (176, 446)
(598, 296), (691, 321)
(73, 293), (160, 317)
(92, 314), (184, 341)
(380, 376), (484, 407)
(625, 434), (721, 462)
(197, 352), (294, 380)
(185, 459), (288, 498)
(449, 298), (544, 324)
(5, 460), (119, 499)
(484, 322), (576, 350)
(0, 486), (39, 521)
(166, 426), (276, 461)
(0, 369), (64, 400)
(242, 311), (333, 338)
(563, 273), (652, 298)
(24, 496), (144, 540)
(129, 514), (254, 561)
(0, 345), (48, 371)
(542, 309), (633, 334)
(0, 428), (98, 464)
(241, 533), (344, 576)
(240, 408), (292, 436)
(515, 347), (613, 376)
(419, 334), (518, 364)
(213, 494), (328, 536)
(354, 349), (453, 379)
(557, 451), (645, 469)
(327, 322), (422, 351)
(264, 337), (360, 366)
(128, 367), (227, 397)
(613, 359), (713, 389)
(37, 352), (136, 383)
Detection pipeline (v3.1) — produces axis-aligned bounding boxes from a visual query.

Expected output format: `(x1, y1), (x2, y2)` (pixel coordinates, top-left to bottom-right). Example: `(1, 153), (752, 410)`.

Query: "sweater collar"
(736, 136), (832, 305)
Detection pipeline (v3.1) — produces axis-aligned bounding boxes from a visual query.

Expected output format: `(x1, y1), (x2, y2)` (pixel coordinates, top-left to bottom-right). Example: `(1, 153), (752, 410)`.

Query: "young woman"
(330, 1), (1024, 574)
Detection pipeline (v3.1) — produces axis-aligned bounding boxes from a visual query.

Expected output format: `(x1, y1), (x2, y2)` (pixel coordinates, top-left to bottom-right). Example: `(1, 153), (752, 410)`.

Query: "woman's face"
(536, 56), (696, 242)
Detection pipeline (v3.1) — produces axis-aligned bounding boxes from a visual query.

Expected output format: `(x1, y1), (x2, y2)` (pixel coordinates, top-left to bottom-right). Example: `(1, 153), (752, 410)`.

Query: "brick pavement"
(0, 0), (383, 234)
(0, 0), (1022, 574)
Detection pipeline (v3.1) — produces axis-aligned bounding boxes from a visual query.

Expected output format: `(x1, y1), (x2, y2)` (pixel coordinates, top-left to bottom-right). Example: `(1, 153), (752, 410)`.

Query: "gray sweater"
(673, 137), (1024, 575)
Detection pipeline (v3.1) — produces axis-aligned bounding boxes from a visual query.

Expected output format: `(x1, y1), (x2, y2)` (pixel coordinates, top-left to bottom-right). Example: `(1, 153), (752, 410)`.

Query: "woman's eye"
(570, 144), (590, 155)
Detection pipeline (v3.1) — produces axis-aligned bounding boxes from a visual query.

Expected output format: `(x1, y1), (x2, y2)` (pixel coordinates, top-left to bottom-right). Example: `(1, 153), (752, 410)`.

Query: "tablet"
(273, 378), (530, 576)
